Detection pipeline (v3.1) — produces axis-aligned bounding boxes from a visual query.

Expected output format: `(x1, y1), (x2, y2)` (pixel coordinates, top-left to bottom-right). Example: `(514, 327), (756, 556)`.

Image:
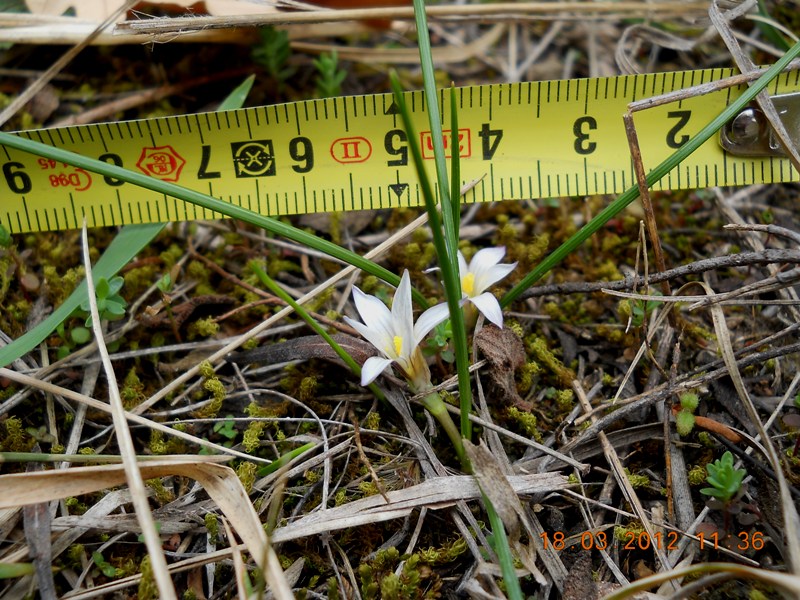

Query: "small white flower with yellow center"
(344, 270), (450, 391)
(458, 247), (517, 328)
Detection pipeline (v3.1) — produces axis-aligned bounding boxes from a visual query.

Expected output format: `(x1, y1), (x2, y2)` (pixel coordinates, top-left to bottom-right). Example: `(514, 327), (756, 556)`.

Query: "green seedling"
(52, 275), (125, 358)
(630, 292), (663, 328)
(78, 275), (126, 327)
(313, 51), (347, 98)
(700, 451), (746, 503)
(156, 273), (173, 294)
(252, 27), (294, 86)
(213, 416), (238, 446)
(424, 319), (454, 363)
(91, 551), (118, 578)
(675, 392), (699, 437)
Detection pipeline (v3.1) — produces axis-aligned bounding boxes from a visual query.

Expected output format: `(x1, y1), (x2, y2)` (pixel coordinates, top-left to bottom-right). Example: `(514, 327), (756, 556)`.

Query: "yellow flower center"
(393, 335), (403, 356)
(462, 272), (475, 296)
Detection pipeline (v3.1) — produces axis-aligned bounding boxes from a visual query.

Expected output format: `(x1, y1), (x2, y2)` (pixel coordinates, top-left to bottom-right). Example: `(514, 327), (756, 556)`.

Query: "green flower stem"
(420, 390), (468, 471)
(250, 262), (386, 402)
(389, 74), (474, 439)
(501, 39), (800, 308)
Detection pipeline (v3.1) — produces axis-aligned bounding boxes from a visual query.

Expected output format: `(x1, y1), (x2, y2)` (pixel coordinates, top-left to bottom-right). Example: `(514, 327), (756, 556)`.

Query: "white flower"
(344, 270), (450, 391)
(458, 247), (517, 328)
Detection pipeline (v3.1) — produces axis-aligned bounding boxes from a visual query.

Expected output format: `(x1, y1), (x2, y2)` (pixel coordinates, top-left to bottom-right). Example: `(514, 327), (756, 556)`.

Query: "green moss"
(120, 368), (146, 410)
(159, 243), (183, 268)
(188, 316), (219, 339)
(205, 513), (219, 543)
(65, 544), (85, 568)
(679, 392), (700, 412)
(676, 410), (695, 437)
(359, 546), (439, 599)
(527, 336), (575, 387)
(624, 468), (650, 489)
(243, 421), (266, 453)
(0, 416), (34, 452)
(554, 389), (574, 412)
(614, 522), (643, 542)
(237, 461), (257, 493)
(364, 411), (381, 431)
(65, 497), (88, 515)
(687, 464), (707, 486)
(138, 556), (157, 600)
(195, 361), (226, 418)
(149, 429), (168, 455)
(516, 361), (540, 394)
(507, 406), (542, 442)
(147, 478), (175, 505)
(186, 260), (211, 284)
(43, 265), (82, 306)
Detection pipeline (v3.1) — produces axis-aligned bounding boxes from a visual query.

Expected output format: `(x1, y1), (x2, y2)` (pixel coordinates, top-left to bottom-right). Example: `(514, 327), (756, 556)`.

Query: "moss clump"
(624, 468), (650, 489)
(243, 421), (266, 453)
(205, 513), (219, 543)
(195, 361), (226, 418)
(527, 336), (575, 387)
(138, 556), (157, 600)
(676, 410), (696, 437)
(65, 497), (88, 515)
(188, 316), (219, 339)
(507, 406), (542, 442)
(0, 416), (34, 452)
(516, 361), (541, 394)
(147, 478), (175, 505)
(120, 368), (146, 410)
(236, 461), (258, 493)
(554, 388), (574, 412)
(688, 464), (707, 486)
(364, 411), (381, 431)
(359, 547), (440, 600)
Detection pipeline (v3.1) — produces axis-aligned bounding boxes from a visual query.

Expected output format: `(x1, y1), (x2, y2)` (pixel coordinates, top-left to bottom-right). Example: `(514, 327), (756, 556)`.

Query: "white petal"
(469, 293), (504, 328)
(352, 287), (393, 335)
(413, 302), (451, 343)
(477, 261), (518, 292)
(457, 250), (469, 277)
(470, 246), (506, 271)
(391, 271), (415, 353)
(360, 356), (393, 386)
(344, 316), (393, 357)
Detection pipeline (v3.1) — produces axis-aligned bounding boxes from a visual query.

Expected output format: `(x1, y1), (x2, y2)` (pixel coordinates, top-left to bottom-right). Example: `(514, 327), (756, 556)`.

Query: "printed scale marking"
(2, 68), (800, 234)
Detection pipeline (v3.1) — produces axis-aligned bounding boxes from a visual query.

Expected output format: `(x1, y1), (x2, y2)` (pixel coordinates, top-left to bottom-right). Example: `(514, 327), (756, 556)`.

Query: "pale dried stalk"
(79, 222), (177, 600)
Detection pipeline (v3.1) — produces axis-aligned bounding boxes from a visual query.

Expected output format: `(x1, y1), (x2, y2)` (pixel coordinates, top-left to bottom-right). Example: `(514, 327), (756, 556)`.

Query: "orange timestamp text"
(540, 530), (767, 552)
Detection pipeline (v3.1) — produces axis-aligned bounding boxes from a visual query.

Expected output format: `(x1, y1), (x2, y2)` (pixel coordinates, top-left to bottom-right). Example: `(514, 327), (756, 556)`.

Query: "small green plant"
(79, 275), (127, 327)
(424, 319), (454, 362)
(54, 274), (127, 358)
(700, 451), (746, 503)
(252, 27), (294, 86)
(675, 392), (700, 437)
(630, 292), (663, 327)
(213, 416), (238, 446)
(313, 51), (347, 98)
(91, 551), (119, 578)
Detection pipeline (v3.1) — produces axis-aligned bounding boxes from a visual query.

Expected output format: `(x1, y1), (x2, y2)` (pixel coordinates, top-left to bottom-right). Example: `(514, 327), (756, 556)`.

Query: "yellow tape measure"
(2, 67), (800, 234)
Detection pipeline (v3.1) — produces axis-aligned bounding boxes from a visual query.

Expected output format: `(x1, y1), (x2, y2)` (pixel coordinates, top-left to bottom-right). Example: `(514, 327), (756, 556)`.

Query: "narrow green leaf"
(218, 74), (256, 111)
(0, 223), (164, 368)
(390, 73), (473, 437)
(0, 563), (36, 579)
(484, 493), (524, 600)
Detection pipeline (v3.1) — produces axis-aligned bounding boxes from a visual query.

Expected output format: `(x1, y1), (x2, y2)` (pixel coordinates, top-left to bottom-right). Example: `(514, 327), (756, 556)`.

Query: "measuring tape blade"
(2, 67), (799, 234)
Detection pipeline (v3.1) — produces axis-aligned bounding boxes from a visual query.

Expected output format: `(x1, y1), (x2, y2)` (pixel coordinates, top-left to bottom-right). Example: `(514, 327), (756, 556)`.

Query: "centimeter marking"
(2, 67), (800, 234)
